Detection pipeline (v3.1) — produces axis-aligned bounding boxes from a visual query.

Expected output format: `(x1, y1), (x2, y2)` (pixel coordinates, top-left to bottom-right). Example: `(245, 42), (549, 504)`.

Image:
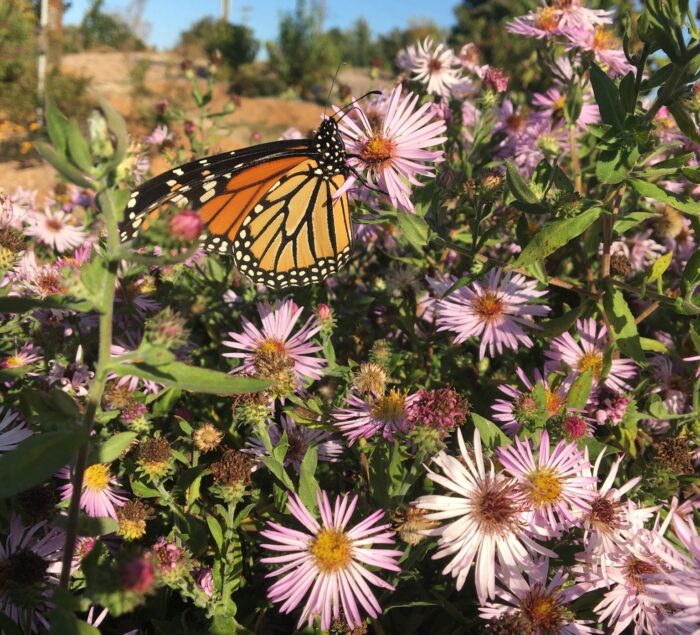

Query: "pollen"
(371, 388), (406, 422)
(545, 388), (565, 417)
(593, 27), (614, 51)
(361, 135), (395, 164)
(577, 351), (604, 377)
(534, 6), (560, 31)
(253, 338), (294, 379)
(83, 464), (111, 493)
(528, 467), (563, 507)
(472, 290), (504, 322)
(310, 528), (353, 573)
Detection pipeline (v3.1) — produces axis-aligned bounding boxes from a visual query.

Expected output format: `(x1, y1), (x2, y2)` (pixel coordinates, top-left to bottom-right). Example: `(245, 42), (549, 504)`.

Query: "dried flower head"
(193, 423), (224, 452)
(117, 500), (153, 541)
(352, 362), (388, 397)
(137, 437), (172, 478)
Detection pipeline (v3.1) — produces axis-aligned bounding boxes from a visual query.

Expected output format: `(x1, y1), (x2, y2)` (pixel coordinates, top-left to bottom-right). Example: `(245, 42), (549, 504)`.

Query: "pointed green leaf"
(646, 251), (673, 283)
(298, 445), (319, 512)
(472, 413), (510, 449)
(397, 211), (430, 249)
(506, 160), (539, 204)
(603, 285), (645, 363)
(629, 179), (700, 215)
(66, 119), (93, 172)
(589, 63), (625, 129)
(566, 369), (593, 410)
(110, 361), (272, 395)
(45, 98), (68, 155)
(0, 429), (87, 497)
(514, 207), (602, 267)
(35, 142), (95, 189)
(96, 432), (137, 464)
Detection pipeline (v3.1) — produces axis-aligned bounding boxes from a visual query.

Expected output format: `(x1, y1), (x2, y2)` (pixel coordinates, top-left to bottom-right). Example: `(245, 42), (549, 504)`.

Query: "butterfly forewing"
(119, 117), (351, 288)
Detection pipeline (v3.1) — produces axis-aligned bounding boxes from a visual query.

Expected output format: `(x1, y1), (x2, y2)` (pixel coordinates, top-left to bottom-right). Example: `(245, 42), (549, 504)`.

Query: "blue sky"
(64, 1), (459, 50)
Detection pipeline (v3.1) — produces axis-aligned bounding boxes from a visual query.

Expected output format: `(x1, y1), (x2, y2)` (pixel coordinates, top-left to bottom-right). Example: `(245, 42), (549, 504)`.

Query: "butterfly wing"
(119, 139), (312, 242)
(231, 158), (352, 289)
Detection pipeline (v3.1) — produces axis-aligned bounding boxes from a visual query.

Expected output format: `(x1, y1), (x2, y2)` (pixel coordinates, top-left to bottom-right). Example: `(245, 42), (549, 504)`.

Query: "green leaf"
(35, 142), (95, 189)
(681, 248), (700, 297)
(506, 160), (539, 204)
(0, 295), (93, 314)
(96, 432), (137, 464)
(596, 144), (639, 184)
(66, 119), (93, 172)
(206, 515), (224, 552)
(540, 303), (589, 338)
(0, 429), (87, 498)
(397, 211), (430, 249)
(514, 207), (602, 267)
(629, 179), (700, 215)
(298, 445), (319, 512)
(80, 255), (109, 297)
(668, 101), (700, 144)
(99, 96), (128, 168)
(45, 98), (68, 155)
(640, 337), (669, 354)
(589, 63), (625, 129)
(261, 456), (295, 490)
(564, 83), (583, 125)
(603, 285), (645, 363)
(472, 413), (510, 449)
(110, 361), (272, 395)
(53, 514), (119, 537)
(646, 251), (673, 283)
(134, 343), (176, 367)
(619, 71), (636, 114)
(637, 153), (693, 177)
(566, 369), (593, 410)
(48, 609), (101, 635)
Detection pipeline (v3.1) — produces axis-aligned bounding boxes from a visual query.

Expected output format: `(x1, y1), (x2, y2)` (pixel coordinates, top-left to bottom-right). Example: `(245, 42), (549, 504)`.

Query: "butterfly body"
(121, 117), (352, 289)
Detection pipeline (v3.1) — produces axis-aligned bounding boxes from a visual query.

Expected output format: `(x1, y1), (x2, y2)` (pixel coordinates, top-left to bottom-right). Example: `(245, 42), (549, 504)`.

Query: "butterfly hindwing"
(230, 159), (352, 289)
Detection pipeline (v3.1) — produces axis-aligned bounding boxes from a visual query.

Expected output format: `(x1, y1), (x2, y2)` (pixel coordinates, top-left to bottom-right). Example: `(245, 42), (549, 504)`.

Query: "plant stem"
(58, 189), (121, 589)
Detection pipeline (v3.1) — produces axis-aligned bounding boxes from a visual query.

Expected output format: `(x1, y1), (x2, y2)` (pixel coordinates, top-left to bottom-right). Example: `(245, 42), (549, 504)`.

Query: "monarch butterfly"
(120, 98), (375, 290)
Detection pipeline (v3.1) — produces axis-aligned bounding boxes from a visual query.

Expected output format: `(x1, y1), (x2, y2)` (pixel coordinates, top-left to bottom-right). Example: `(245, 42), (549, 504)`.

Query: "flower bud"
(483, 67), (509, 93)
(119, 556), (155, 593)
(169, 210), (203, 242)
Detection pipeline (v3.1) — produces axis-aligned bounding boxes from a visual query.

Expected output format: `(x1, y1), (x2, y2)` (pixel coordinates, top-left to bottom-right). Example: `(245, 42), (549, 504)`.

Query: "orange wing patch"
(199, 156), (307, 241)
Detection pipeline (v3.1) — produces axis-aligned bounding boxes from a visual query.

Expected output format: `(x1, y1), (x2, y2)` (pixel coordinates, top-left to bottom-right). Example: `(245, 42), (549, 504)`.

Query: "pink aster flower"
(245, 414), (343, 473)
(396, 38), (463, 97)
(336, 85), (446, 212)
(497, 430), (596, 537)
(415, 429), (556, 603)
(0, 408), (32, 453)
(145, 124), (174, 146)
(114, 277), (160, 316)
(223, 298), (326, 386)
(479, 558), (600, 634)
(1, 342), (43, 370)
(436, 268), (549, 359)
(576, 515), (691, 635)
(0, 515), (64, 633)
(261, 491), (402, 631)
(563, 26), (634, 77)
(545, 318), (637, 392)
(58, 464), (128, 519)
(532, 87), (600, 129)
(578, 451), (657, 580)
(492, 368), (567, 436)
(24, 207), (86, 253)
(507, 5), (566, 39)
(332, 389), (418, 444)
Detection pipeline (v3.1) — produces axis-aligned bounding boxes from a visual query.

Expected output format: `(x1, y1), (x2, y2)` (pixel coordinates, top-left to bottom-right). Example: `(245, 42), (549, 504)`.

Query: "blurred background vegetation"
(0, 0), (679, 166)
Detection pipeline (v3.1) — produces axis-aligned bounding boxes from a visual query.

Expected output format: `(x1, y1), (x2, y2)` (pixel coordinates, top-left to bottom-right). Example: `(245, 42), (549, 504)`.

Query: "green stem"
(642, 61), (689, 126)
(58, 189), (121, 589)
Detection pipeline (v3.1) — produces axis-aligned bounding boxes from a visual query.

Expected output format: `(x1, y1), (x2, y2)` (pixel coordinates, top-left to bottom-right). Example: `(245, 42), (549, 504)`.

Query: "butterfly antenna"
(324, 62), (347, 119)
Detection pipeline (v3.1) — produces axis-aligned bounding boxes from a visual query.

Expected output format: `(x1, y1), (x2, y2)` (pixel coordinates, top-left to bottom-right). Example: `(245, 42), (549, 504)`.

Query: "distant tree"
(79, 0), (146, 50)
(178, 18), (259, 70)
(0, 0), (37, 121)
(347, 18), (373, 67)
(266, 0), (341, 99)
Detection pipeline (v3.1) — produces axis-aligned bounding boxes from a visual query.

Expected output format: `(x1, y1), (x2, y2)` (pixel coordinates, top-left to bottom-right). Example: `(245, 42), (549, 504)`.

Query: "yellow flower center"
(577, 351), (603, 377)
(3, 355), (25, 369)
(361, 135), (395, 165)
(370, 389), (406, 422)
(310, 528), (352, 573)
(473, 291), (504, 322)
(528, 467), (563, 507)
(83, 464), (110, 493)
(593, 27), (614, 51)
(545, 388), (565, 417)
(553, 95), (566, 114)
(522, 584), (566, 631)
(535, 6), (560, 31)
(118, 518), (147, 541)
(253, 339), (293, 379)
